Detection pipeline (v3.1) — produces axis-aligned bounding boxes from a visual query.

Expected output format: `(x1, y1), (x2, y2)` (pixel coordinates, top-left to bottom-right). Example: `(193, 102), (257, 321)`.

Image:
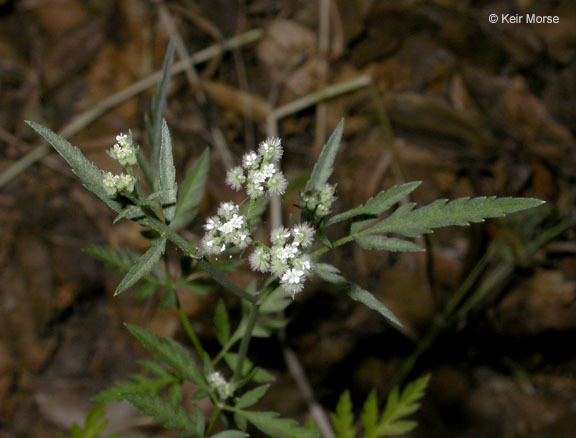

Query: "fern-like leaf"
(125, 324), (204, 386)
(123, 393), (198, 434)
(332, 390), (356, 438)
(376, 375), (430, 436)
(360, 197), (544, 238)
(93, 361), (176, 403)
(326, 182), (421, 227)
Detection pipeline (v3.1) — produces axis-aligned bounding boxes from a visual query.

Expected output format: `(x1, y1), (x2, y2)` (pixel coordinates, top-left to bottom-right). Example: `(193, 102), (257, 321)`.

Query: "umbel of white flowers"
(201, 202), (252, 255)
(102, 133), (138, 197)
(207, 371), (234, 400)
(249, 223), (315, 297)
(225, 137), (287, 198)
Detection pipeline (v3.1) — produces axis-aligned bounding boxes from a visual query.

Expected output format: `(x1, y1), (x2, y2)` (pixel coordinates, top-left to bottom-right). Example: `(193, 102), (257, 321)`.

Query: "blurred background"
(1, 0), (575, 436)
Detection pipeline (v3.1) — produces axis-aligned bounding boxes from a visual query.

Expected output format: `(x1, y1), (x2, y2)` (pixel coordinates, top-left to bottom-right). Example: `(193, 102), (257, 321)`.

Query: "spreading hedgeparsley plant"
(26, 47), (544, 438)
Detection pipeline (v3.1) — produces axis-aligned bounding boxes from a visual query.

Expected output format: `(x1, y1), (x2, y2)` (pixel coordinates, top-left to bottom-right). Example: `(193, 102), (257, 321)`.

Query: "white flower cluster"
(207, 371), (234, 400)
(102, 171), (136, 196)
(102, 133), (139, 197)
(300, 183), (337, 218)
(249, 223), (315, 297)
(108, 133), (138, 166)
(226, 137), (287, 199)
(201, 202), (252, 255)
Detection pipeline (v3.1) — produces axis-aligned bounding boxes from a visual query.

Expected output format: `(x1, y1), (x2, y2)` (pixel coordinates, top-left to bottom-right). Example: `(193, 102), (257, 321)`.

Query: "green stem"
(232, 301), (260, 383)
(213, 335), (240, 365)
(310, 234), (355, 259)
(207, 405), (223, 433)
(176, 296), (207, 360)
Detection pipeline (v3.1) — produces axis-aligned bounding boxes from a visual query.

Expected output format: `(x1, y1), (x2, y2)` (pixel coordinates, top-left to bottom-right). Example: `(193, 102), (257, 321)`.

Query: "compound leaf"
(125, 323), (204, 386)
(363, 197), (545, 238)
(326, 182), (421, 227)
(25, 121), (124, 214)
(332, 390), (356, 438)
(376, 375), (430, 436)
(123, 393), (197, 434)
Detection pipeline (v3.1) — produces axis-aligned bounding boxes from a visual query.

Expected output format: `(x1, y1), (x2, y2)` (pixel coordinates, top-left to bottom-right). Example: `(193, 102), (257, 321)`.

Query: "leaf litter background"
(1, 0), (576, 436)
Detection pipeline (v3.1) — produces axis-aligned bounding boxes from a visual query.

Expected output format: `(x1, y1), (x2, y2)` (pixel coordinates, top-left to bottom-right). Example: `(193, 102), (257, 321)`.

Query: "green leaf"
(93, 371), (175, 403)
(361, 197), (545, 238)
(346, 284), (401, 327)
(114, 238), (166, 296)
(214, 299), (231, 346)
(84, 245), (165, 286)
(260, 286), (292, 314)
(314, 263), (346, 284)
(315, 264), (401, 327)
(376, 375), (430, 436)
(305, 119), (344, 191)
(123, 393), (197, 433)
(361, 390), (379, 438)
(192, 404), (206, 437)
(158, 120), (178, 223)
(113, 205), (145, 224)
(150, 38), (175, 170)
(124, 323), (204, 386)
(326, 182), (421, 227)
(70, 403), (116, 438)
(354, 236), (424, 252)
(332, 390), (356, 438)
(172, 148), (210, 229)
(237, 410), (320, 438)
(236, 385), (270, 409)
(210, 431), (249, 438)
(25, 121), (124, 214)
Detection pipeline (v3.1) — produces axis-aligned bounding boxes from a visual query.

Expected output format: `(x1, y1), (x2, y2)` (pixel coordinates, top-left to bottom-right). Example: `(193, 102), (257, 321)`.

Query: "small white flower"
(204, 217), (219, 231)
(276, 245), (298, 261)
(226, 166), (246, 191)
(242, 152), (259, 169)
(249, 248), (271, 272)
(115, 173), (136, 193)
(207, 371), (234, 400)
(282, 268), (304, 285)
(109, 133), (137, 166)
(291, 222), (315, 248)
(102, 171), (117, 196)
(281, 281), (304, 296)
(246, 182), (265, 199)
(271, 227), (291, 246)
(258, 137), (283, 161)
(267, 172), (287, 196)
